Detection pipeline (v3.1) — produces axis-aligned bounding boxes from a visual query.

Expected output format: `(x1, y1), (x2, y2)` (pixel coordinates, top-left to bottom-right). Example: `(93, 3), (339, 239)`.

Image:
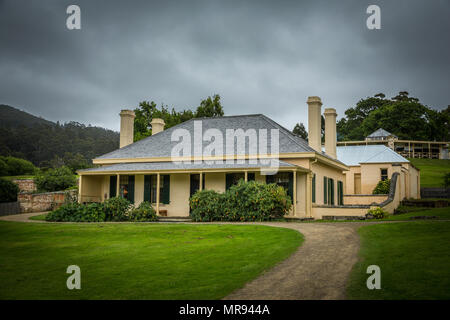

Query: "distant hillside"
(0, 104), (119, 166)
(0, 104), (55, 128)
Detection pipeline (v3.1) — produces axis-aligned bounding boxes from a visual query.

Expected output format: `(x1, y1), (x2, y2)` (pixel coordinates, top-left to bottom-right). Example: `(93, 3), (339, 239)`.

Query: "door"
(190, 174), (200, 197)
(109, 176), (117, 198)
(354, 173), (361, 194)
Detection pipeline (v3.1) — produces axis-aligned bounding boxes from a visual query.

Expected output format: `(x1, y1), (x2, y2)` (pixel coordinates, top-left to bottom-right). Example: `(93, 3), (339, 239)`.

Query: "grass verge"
(347, 221), (450, 299)
(408, 158), (450, 188)
(0, 221), (302, 299)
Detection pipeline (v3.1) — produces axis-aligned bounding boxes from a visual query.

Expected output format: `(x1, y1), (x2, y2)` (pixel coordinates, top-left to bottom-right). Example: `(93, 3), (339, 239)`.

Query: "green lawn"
(347, 221), (450, 299)
(1, 175), (34, 181)
(29, 213), (47, 221)
(408, 158), (450, 188)
(0, 222), (302, 300)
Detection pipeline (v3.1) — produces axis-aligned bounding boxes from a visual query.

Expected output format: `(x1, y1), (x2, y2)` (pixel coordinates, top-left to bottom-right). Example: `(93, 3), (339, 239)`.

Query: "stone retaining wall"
(12, 179), (36, 192)
(18, 190), (77, 213)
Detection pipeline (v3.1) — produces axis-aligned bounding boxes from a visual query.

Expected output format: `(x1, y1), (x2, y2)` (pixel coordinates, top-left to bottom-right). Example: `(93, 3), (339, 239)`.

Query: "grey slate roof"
(366, 128), (398, 139)
(336, 145), (409, 166)
(79, 159), (296, 173)
(95, 114), (315, 160)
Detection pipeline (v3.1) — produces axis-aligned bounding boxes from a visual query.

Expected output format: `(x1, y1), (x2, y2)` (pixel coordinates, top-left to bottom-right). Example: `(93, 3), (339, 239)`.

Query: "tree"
(0, 178), (20, 202)
(292, 123), (308, 140)
(195, 94), (224, 118)
(337, 92), (448, 141)
(133, 94), (224, 142)
(35, 166), (77, 192)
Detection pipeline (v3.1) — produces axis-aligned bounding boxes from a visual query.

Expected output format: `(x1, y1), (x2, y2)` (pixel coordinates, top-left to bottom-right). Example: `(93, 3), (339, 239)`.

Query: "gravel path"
(224, 222), (361, 300)
(0, 211), (48, 223)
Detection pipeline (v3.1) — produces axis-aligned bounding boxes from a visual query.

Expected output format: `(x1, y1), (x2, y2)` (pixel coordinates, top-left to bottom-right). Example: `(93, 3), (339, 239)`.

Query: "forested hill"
(0, 104), (119, 166)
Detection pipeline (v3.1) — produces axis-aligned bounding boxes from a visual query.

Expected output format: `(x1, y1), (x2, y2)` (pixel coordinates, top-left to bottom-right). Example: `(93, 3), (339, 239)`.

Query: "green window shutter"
(330, 178), (335, 205)
(128, 175), (135, 204)
(109, 176), (117, 198)
(161, 175), (170, 204)
(340, 181), (344, 205)
(288, 172), (294, 201)
(312, 174), (316, 203)
(144, 175), (151, 202)
(323, 176), (327, 204)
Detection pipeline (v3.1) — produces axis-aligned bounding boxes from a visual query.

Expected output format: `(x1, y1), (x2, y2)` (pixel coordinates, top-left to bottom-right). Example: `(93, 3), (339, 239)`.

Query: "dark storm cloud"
(0, 0), (449, 131)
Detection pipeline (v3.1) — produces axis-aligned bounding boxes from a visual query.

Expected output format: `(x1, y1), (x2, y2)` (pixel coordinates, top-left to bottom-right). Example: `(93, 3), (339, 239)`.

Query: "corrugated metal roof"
(367, 128), (398, 138)
(335, 145), (409, 166)
(80, 159), (296, 173)
(95, 114), (315, 160)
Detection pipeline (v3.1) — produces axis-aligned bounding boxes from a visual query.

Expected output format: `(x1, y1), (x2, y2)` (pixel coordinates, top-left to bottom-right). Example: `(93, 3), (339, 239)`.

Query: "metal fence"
(0, 201), (21, 216)
(420, 188), (450, 199)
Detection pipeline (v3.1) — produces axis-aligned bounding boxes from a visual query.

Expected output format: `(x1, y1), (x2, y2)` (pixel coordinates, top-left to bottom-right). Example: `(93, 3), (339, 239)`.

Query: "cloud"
(0, 0), (449, 131)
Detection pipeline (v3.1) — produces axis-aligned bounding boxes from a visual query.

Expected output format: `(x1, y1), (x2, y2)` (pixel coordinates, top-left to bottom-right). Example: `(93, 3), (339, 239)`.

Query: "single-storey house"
(78, 96), (420, 219)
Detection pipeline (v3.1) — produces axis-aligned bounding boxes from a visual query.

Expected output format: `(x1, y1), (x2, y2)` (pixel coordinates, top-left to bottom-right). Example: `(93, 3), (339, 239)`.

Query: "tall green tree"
(133, 94), (224, 142)
(292, 123), (308, 140)
(337, 92), (449, 141)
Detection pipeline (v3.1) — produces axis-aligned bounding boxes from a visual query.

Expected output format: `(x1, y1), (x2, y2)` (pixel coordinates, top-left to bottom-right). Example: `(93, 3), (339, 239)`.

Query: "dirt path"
(0, 211), (47, 223)
(224, 222), (361, 300)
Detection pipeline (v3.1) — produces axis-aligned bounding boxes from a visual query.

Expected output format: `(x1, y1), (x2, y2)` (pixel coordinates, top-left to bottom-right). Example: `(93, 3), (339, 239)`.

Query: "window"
(267, 172), (293, 200)
(247, 172), (256, 181)
(312, 174), (316, 203)
(337, 181), (344, 205)
(119, 175), (135, 203)
(144, 174), (170, 204)
(226, 173), (245, 190)
(381, 168), (388, 181)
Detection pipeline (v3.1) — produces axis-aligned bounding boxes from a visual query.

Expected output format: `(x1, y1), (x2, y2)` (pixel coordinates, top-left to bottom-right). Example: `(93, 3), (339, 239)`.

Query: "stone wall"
(18, 190), (77, 213)
(13, 179), (36, 192)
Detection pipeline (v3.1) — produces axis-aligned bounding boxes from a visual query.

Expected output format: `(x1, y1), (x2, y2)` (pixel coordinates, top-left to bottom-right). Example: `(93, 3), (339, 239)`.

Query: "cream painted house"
(78, 96), (420, 219)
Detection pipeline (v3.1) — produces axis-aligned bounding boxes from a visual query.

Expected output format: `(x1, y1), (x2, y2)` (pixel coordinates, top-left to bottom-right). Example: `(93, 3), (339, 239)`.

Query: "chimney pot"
(307, 96), (322, 152)
(324, 108), (337, 159)
(119, 109), (135, 148)
(151, 118), (165, 135)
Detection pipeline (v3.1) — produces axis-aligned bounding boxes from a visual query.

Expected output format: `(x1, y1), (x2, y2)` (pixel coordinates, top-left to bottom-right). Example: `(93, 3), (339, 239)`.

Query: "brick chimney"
(324, 108), (337, 159)
(119, 110), (135, 148)
(307, 96), (322, 152)
(151, 118), (165, 135)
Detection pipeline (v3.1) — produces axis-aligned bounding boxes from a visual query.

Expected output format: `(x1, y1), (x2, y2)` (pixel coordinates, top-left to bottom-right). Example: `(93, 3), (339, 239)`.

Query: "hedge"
(45, 197), (158, 222)
(0, 178), (20, 203)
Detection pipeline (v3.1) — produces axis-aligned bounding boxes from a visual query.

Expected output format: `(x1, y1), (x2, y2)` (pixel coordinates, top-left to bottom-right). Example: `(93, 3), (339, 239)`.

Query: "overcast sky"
(1, 0), (449, 132)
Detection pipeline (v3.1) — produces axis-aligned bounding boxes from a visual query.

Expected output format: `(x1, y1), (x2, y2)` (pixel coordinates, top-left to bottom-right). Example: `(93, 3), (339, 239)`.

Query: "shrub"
(0, 158), (8, 176)
(0, 156), (36, 176)
(189, 180), (292, 222)
(46, 197), (144, 222)
(129, 201), (158, 222)
(35, 166), (77, 192)
(444, 172), (450, 188)
(366, 207), (388, 219)
(190, 189), (225, 222)
(103, 197), (133, 221)
(224, 180), (292, 221)
(372, 179), (391, 194)
(0, 178), (20, 203)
